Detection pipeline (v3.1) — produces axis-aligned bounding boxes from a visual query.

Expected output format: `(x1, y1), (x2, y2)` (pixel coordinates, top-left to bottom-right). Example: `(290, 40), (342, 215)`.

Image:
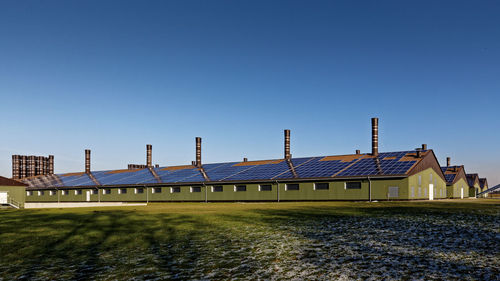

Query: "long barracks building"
(17, 118), (454, 203)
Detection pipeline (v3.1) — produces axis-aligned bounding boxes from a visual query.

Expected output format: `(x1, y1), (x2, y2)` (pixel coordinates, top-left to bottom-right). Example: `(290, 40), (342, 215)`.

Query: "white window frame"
(152, 187), (161, 194)
(62, 190), (69, 196)
(118, 188), (127, 194)
(258, 184), (272, 191)
(285, 183), (299, 191)
(134, 188), (144, 194)
(91, 189), (98, 195)
(190, 186), (201, 193)
(234, 185), (247, 192)
(27, 191), (33, 196)
(211, 185), (223, 192)
(170, 187), (181, 193)
(103, 189), (111, 195)
(344, 182), (362, 190)
(75, 190), (82, 195)
(314, 183), (329, 191)
(49, 190), (56, 196)
(38, 191), (44, 196)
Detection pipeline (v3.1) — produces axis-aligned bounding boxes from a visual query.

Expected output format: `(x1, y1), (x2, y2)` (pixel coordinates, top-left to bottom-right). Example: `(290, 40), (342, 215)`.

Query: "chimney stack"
(195, 137), (202, 167)
(146, 144), (152, 167)
(371, 118), (379, 157)
(12, 155), (19, 179)
(284, 129), (291, 159)
(48, 155), (54, 174)
(422, 144), (427, 151)
(356, 150), (360, 155)
(155, 164), (159, 168)
(416, 150), (421, 158)
(85, 149), (91, 173)
(243, 157), (248, 162)
(447, 157), (451, 167)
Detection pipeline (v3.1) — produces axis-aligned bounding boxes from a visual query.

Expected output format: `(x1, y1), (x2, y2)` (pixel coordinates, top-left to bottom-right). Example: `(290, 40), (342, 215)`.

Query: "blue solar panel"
(445, 174), (456, 183)
(337, 151), (416, 177)
(59, 174), (95, 187)
(204, 162), (256, 181)
(155, 167), (205, 183)
(93, 169), (154, 185)
(274, 157), (319, 179)
(294, 158), (352, 178)
(224, 161), (291, 181)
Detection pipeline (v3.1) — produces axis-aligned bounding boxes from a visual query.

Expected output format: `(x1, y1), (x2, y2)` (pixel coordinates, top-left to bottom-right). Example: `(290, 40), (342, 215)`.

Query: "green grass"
(1, 199), (499, 280)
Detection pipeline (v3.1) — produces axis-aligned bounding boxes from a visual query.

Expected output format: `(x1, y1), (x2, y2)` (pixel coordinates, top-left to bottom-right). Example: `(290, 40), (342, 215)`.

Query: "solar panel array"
(24, 150), (424, 188)
(337, 151), (416, 177)
(444, 174), (456, 183)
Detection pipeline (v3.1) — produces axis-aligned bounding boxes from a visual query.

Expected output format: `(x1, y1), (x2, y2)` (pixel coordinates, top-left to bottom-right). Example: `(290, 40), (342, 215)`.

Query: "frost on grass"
(0, 205), (498, 280)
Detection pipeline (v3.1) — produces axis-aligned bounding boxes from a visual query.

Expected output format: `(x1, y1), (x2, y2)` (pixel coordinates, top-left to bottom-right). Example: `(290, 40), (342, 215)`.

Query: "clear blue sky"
(1, 1), (499, 185)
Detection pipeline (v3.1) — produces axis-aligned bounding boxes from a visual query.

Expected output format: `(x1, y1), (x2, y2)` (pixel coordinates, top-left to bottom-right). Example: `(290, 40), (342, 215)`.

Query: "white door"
(0, 192), (7, 204)
(86, 191), (91, 202)
(429, 184), (434, 200)
(461, 187), (464, 199)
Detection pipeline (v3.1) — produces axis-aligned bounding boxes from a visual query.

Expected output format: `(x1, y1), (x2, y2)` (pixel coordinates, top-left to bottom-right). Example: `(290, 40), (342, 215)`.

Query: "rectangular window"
(62, 190), (69, 196)
(345, 182), (362, 189)
(212, 185), (223, 192)
(49, 190), (56, 196)
(286, 184), (299, 191)
(259, 184), (272, 191)
(388, 186), (399, 198)
(103, 189), (111, 195)
(75, 190), (82, 195)
(411, 186), (415, 197)
(170, 187), (181, 193)
(91, 189), (99, 195)
(152, 187), (161, 194)
(135, 188), (144, 194)
(27, 191), (33, 196)
(38, 191), (44, 196)
(314, 183), (329, 190)
(190, 186), (201, 192)
(118, 188), (127, 194)
(234, 185), (247, 192)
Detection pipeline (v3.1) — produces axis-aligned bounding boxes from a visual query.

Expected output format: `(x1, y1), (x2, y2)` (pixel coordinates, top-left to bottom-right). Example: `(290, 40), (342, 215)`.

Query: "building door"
(86, 191), (91, 202)
(0, 192), (7, 204)
(429, 184), (434, 200)
(461, 187), (464, 199)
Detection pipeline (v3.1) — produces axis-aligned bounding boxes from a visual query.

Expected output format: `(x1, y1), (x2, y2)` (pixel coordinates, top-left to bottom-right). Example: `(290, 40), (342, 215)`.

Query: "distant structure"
(12, 155), (54, 179)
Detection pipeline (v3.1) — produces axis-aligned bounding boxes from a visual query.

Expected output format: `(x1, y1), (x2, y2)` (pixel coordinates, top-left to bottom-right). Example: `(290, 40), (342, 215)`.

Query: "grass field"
(1, 200), (499, 280)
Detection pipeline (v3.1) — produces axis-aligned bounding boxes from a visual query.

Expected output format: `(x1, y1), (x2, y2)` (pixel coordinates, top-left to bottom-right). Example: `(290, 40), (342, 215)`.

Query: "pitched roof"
(440, 165), (467, 185)
(0, 176), (27, 186)
(479, 178), (488, 188)
(466, 173), (480, 188)
(22, 149), (442, 189)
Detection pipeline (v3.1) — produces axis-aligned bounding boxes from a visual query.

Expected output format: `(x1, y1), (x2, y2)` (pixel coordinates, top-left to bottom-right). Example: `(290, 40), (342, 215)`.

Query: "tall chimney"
(28, 156), (35, 177)
(20, 156), (27, 178)
(196, 137), (202, 167)
(85, 149), (91, 173)
(146, 144), (152, 167)
(355, 150), (360, 155)
(416, 150), (421, 158)
(422, 144), (427, 151)
(243, 157), (248, 162)
(48, 155), (54, 174)
(371, 118), (379, 157)
(284, 129), (291, 159)
(447, 157), (451, 167)
(12, 155), (19, 179)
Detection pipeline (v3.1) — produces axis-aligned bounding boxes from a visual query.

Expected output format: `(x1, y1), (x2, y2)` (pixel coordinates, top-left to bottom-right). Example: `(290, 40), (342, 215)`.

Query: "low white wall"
(25, 202), (147, 209)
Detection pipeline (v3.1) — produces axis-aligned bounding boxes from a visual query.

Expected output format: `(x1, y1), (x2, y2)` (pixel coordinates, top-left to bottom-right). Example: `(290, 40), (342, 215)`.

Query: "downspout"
(203, 183), (207, 203)
(367, 176), (372, 202)
(275, 180), (280, 202)
(57, 188), (60, 204)
(97, 186), (100, 203)
(144, 184), (148, 204)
